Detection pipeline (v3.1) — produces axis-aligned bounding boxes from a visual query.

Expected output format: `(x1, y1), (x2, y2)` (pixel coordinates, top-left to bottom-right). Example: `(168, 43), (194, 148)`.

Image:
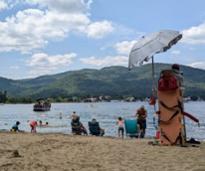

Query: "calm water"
(0, 101), (204, 140)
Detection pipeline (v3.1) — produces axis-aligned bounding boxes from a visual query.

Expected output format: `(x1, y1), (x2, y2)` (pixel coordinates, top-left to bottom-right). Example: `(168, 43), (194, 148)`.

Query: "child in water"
(117, 117), (124, 138)
(30, 120), (38, 133)
(38, 120), (48, 127)
(59, 112), (63, 119)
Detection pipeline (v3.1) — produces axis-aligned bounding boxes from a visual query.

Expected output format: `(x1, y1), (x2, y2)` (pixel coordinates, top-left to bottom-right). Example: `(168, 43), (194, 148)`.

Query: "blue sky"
(0, 0), (205, 79)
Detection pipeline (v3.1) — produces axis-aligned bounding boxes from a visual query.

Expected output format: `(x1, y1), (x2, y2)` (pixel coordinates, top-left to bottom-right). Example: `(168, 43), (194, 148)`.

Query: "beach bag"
(158, 70), (178, 91)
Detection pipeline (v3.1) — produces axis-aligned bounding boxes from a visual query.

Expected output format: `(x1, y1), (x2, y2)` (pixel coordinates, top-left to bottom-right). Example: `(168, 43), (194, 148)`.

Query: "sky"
(0, 0), (205, 79)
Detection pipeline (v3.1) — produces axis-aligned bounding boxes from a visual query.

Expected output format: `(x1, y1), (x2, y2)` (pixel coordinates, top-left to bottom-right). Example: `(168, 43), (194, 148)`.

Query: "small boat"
(33, 99), (51, 112)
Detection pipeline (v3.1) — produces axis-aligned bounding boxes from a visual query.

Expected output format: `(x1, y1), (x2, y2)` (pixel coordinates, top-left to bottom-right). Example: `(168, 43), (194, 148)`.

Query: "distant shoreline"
(1, 99), (204, 105)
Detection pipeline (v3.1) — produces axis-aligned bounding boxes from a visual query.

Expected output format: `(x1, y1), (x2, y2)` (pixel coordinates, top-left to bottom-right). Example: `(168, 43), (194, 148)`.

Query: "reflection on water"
(0, 101), (204, 140)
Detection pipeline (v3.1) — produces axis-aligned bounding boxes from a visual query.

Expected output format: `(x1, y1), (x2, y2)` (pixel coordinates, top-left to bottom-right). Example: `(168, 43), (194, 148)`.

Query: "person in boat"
(71, 115), (87, 135)
(30, 120), (38, 133)
(116, 117), (124, 138)
(11, 121), (21, 132)
(88, 118), (105, 136)
(136, 106), (147, 138)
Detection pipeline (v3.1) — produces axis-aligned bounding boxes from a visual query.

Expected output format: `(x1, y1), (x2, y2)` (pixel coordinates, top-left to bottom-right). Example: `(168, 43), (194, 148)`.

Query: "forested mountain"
(0, 63), (205, 101)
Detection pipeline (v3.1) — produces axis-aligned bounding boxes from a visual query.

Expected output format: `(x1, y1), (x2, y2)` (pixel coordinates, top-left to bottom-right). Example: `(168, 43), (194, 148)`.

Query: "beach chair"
(124, 119), (139, 138)
(88, 121), (101, 136)
(88, 120), (105, 136)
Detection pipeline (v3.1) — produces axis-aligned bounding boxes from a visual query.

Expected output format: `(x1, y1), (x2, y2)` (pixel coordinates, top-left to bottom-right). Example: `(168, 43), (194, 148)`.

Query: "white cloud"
(0, 0), (8, 11)
(9, 65), (20, 70)
(182, 23), (205, 44)
(86, 21), (114, 39)
(170, 50), (181, 55)
(189, 61), (205, 69)
(0, 0), (113, 53)
(114, 40), (137, 55)
(27, 52), (76, 76)
(80, 55), (128, 67)
(25, 0), (92, 13)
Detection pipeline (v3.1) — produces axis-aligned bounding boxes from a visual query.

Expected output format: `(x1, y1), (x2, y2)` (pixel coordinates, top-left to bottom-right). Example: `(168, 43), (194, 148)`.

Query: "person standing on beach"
(136, 106), (147, 138)
(117, 117), (124, 138)
(172, 64), (184, 88)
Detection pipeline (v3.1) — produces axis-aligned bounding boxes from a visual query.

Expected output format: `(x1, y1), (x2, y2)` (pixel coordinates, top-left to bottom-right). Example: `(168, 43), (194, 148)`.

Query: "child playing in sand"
(117, 117), (124, 138)
(11, 121), (21, 132)
(30, 120), (38, 133)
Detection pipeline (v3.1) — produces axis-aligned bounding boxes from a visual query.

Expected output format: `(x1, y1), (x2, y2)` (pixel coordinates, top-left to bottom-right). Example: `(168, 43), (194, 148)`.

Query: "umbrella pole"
(151, 56), (157, 104)
(151, 56), (155, 90)
(151, 56), (157, 129)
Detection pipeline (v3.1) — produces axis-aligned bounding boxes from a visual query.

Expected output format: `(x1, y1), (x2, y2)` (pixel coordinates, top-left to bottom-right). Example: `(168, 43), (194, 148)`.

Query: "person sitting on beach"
(30, 120), (38, 133)
(88, 118), (105, 136)
(117, 117), (124, 138)
(11, 121), (21, 132)
(71, 115), (87, 135)
(136, 106), (147, 138)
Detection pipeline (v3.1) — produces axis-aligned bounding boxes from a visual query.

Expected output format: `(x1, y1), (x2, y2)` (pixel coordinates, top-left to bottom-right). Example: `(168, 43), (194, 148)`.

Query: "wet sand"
(0, 132), (204, 171)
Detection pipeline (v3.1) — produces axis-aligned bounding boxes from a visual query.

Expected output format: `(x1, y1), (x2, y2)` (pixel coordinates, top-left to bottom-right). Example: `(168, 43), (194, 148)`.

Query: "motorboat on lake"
(33, 99), (51, 112)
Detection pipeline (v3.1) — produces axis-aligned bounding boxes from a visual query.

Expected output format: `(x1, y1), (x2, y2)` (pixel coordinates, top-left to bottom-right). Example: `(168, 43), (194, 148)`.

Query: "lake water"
(0, 101), (204, 140)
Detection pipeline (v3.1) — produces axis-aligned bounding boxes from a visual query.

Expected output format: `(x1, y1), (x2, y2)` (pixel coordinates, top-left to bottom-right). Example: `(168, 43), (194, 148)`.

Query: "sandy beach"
(0, 132), (204, 171)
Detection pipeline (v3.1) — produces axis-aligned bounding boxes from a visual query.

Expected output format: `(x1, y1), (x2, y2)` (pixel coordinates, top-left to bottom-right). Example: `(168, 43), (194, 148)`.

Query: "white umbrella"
(129, 30), (182, 94)
(128, 30), (182, 130)
(129, 30), (182, 69)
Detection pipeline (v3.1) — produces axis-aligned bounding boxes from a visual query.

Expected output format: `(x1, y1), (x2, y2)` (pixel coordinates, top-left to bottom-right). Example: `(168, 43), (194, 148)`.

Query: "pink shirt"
(117, 120), (124, 127)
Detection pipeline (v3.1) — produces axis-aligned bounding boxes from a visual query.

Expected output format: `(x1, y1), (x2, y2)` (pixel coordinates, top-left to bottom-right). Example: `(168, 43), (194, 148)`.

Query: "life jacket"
(158, 70), (179, 91)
